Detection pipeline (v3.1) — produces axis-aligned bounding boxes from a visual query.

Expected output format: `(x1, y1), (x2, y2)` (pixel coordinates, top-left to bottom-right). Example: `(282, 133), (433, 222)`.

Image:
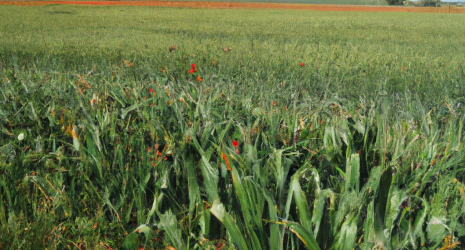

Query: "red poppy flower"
(191, 63), (197, 72)
(233, 141), (239, 154)
(189, 68), (194, 74)
(299, 62), (304, 67)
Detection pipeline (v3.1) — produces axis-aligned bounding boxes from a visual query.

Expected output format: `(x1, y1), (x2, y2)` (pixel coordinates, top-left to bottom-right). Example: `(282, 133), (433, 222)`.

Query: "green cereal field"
(0, 4), (465, 250)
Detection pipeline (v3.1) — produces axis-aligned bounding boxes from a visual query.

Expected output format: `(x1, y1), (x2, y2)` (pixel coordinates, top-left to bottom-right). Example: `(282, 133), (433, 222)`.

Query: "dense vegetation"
(1, 5), (465, 250)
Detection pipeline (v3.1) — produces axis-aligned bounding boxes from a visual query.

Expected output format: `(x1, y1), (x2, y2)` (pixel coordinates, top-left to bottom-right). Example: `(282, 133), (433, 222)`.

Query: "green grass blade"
(210, 200), (249, 250)
(286, 222), (321, 250)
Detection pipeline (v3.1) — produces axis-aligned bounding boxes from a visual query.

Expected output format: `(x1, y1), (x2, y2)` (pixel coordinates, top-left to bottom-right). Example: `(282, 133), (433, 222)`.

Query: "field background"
(125, 0), (387, 4)
(3, 1), (465, 14)
(1, 4), (464, 101)
(1, 4), (465, 250)
(14, 0), (389, 4)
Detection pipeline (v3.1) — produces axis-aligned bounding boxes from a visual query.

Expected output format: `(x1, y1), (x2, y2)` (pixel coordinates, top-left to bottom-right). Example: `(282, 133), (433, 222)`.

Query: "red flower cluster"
(189, 63), (197, 74)
(189, 63), (202, 82)
(149, 144), (168, 168)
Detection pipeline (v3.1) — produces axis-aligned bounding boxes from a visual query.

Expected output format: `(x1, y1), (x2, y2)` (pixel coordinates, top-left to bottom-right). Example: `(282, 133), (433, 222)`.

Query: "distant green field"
(1, 5), (463, 101)
(36, 0), (388, 4)
(271, 0), (387, 4)
(132, 0), (388, 5)
(166, 0), (387, 5)
(1, 5), (465, 250)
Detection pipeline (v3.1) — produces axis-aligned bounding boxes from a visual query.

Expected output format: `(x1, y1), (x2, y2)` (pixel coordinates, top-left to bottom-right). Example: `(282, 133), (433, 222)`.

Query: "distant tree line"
(386, 0), (403, 5)
(386, 0), (441, 6)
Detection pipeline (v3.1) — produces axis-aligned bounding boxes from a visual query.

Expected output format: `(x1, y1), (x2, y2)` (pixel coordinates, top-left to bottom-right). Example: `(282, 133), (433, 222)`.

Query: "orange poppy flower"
(222, 152), (232, 171)
(197, 75), (202, 82)
(123, 59), (133, 67)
